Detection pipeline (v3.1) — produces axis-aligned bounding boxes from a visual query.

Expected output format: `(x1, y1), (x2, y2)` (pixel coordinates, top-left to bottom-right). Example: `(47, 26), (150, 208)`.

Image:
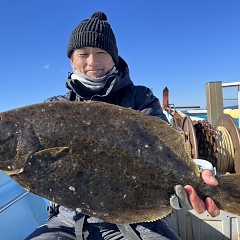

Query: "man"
(26, 11), (219, 240)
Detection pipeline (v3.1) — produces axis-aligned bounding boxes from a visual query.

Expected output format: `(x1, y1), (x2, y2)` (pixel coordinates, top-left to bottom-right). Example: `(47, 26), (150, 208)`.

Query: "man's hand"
(170, 160), (221, 217)
(185, 169), (220, 217)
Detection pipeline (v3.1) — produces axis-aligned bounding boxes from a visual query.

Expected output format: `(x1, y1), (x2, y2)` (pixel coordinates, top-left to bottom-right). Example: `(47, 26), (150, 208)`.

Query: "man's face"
(70, 47), (115, 78)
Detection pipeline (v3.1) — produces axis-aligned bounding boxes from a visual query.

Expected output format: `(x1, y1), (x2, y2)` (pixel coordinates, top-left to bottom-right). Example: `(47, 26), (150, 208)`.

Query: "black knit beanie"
(67, 11), (119, 65)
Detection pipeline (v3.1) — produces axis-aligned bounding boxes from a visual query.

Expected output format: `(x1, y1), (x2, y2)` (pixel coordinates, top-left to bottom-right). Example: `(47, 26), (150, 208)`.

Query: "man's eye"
(79, 53), (88, 57)
(98, 51), (107, 55)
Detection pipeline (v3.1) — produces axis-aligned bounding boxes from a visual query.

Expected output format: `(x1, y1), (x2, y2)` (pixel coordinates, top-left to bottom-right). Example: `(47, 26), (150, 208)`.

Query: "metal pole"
(206, 81), (223, 126)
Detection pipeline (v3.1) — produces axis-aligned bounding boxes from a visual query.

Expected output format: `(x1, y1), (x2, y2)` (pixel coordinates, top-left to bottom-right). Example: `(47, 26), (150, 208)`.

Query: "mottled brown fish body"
(0, 102), (239, 224)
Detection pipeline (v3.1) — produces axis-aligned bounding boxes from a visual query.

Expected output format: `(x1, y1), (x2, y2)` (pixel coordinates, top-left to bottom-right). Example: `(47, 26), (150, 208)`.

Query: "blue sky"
(0, 0), (239, 112)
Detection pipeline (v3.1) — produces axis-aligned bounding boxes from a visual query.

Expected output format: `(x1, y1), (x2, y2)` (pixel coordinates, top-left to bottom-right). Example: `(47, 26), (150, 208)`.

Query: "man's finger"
(202, 170), (218, 186)
(184, 185), (205, 214)
(205, 197), (220, 217)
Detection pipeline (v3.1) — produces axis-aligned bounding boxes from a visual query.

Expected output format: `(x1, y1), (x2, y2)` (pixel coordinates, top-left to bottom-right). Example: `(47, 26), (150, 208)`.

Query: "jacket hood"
(110, 56), (133, 92)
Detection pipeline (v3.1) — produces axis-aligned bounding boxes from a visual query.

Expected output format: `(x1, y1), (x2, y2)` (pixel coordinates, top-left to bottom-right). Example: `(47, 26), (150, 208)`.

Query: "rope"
(215, 126), (235, 173)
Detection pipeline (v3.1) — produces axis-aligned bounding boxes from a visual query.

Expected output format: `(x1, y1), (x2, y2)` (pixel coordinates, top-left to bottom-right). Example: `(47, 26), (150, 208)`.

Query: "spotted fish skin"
(0, 101), (239, 224)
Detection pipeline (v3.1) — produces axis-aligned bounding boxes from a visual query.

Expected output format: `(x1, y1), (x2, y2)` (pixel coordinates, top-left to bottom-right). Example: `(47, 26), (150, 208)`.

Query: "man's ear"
(70, 58), (75, 69)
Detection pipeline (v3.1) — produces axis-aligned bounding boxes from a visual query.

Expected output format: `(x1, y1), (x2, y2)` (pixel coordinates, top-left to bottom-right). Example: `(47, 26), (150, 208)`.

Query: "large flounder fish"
(0, 101), (239, 224)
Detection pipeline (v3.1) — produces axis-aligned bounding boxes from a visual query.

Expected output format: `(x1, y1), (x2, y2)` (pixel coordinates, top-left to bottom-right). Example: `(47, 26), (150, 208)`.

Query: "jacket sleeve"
(135, 86), (169, 123)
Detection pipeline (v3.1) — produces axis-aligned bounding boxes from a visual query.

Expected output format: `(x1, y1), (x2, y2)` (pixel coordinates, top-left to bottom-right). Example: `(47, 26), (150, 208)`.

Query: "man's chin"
(86, 70), (105, 78)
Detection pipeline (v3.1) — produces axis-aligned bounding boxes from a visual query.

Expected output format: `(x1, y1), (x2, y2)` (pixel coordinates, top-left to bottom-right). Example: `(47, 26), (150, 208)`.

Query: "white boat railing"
(222, 82), (240, 128)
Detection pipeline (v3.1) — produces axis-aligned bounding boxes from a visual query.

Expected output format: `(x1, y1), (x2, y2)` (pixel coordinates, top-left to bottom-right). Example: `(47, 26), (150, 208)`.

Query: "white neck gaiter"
(71, 66), (118, 92)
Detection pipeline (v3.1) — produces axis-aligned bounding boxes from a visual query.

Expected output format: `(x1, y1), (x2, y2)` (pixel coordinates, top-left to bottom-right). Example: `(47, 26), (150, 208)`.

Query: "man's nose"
(87, 54), (98, 66)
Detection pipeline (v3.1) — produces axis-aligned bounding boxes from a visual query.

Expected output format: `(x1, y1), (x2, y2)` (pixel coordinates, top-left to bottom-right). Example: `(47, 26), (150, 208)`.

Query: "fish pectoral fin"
(33, 147), (70, 159)
(20, 147), (70, 173)
(27, 147), (70, 166)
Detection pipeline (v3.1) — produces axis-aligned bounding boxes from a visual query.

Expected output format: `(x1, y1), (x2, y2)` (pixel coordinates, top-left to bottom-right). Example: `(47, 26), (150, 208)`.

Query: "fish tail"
(211, 173), (240, 215)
